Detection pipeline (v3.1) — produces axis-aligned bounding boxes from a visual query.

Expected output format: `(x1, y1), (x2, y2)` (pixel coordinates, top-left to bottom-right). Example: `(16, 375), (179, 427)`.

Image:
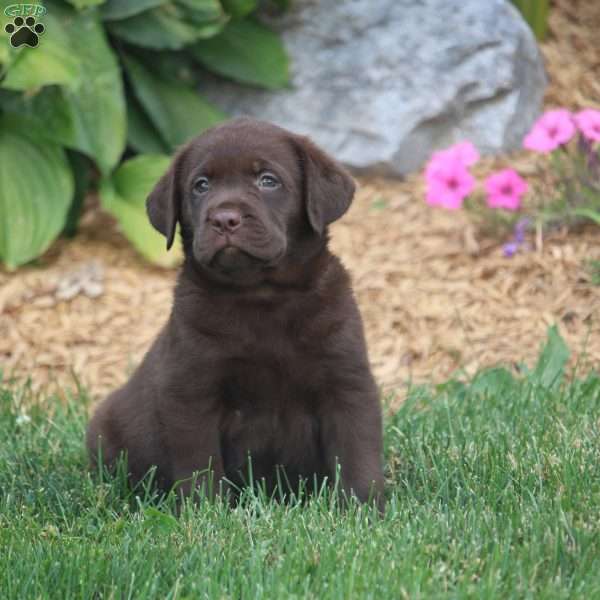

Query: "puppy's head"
(147, 118), (355, 286)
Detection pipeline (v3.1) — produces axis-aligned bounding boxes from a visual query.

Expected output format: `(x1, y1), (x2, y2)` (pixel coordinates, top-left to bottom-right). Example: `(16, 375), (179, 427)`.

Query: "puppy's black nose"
(210, 209), (242, 234)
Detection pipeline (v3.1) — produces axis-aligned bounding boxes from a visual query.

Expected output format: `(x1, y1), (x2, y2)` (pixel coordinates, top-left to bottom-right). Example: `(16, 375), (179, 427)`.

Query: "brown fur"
(86, 118), (384, 509)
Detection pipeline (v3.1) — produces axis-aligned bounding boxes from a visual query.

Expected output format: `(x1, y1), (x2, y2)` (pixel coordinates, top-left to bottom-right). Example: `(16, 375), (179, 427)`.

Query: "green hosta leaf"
(0, 12), (82, 91)
(0, 27), (10, 68)
(533, 325), (570, 388)
(126, 94), (170, 154)
(61, 6), (126, 172)
(107, 3), (226, 50)
(101, 0), (167, 20)
(221, 0), (257, 18)
(123, 54), (225, 150)
(0, 120), (74, 269)
(191, 19), (289, 89)
(0, 87), (85, 149)
(107, 8), (194, 49)
(131, 49), (199, 85)
(99, 154), (181, 267)
(177, 0), (225, 21)
(66, 0), (106, 8)
(1, 5), (126, 174)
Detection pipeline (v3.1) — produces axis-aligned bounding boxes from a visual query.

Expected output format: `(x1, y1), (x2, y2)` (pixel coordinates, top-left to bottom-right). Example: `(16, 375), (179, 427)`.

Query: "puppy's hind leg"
(162, 406), (229, 502)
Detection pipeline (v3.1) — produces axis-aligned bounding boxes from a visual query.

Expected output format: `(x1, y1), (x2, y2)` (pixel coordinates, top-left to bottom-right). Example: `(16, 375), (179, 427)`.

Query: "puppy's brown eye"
(193, 177), (210, 194)
(258, 173), (280, 189)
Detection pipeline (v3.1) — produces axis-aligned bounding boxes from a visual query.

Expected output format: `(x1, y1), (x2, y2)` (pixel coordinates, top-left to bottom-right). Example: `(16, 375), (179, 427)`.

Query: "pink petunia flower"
(523, 109), (575, 153)
(574, 109), (600, 142)
(485, 169), (528, 211)
(425, 156), (475, 210)
(426, 141), (480, 177)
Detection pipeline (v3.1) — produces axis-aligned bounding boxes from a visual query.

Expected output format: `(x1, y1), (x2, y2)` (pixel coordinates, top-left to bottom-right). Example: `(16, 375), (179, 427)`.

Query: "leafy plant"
(510, 0), (551, 41)
(0, 0), (289, 269)
(423, 108), (600, 258)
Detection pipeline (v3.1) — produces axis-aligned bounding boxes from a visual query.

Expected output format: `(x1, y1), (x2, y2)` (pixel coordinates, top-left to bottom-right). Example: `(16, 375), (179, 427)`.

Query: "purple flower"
(513, 217), (531, 244)
(502, 242), (519, 257)
(503, 217), (531, 258)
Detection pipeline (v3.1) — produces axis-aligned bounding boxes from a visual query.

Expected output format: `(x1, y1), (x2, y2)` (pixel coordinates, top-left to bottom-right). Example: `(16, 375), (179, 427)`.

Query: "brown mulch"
(1, 0), (599, 404)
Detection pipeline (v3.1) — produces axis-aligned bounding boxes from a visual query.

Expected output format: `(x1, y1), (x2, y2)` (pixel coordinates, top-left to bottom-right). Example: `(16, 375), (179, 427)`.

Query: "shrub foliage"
(0, 0), (289, 269)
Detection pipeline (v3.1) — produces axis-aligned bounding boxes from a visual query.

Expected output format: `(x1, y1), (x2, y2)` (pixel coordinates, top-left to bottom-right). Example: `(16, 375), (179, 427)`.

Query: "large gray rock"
(201, 0), (547, 176)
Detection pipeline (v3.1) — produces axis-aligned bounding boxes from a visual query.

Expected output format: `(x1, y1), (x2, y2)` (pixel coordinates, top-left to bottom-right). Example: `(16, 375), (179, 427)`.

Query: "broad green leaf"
(0, 27), (9, 67)
(0, 86), (87, 150)
(0, 120), (74, 269)
(107, 3), (226, 50)
(177, 0), (225, 21)
(123, 54), (225, 151)
(66, 0), (106, 8)
(130, 49), (199, 85)
(126, 94), (171, 154)
(60, 6), (126, 173)
(179, 0), (229, 38)
(99, 154), (182, 267)
(533, 325), (570, 388)
(221, 0), (257, 18)
(191, 19), (289, 89)
(0, 85), (124, 174)
(101, 0), (167, 21)
(1, 4), (127, 173)
(0, 12), (82, 91)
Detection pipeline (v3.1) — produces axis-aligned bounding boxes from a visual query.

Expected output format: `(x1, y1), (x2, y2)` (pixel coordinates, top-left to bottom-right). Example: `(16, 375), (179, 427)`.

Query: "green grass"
(1, 328), (600, 599)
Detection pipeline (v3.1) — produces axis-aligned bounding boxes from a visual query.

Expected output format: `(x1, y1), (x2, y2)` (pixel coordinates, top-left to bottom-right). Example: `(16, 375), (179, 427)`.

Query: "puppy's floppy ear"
(146, 155), (183, 250)
(293, 135), (356, 236)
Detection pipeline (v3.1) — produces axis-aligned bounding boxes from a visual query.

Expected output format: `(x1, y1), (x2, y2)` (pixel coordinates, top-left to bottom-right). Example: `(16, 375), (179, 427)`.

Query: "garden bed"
(0, 0), (599, 404)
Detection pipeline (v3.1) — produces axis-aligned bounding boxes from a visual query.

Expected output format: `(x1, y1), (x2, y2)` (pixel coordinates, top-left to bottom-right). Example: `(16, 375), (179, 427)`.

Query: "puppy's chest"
(218, 361), (321, 467)
(218, 359), (317, 424)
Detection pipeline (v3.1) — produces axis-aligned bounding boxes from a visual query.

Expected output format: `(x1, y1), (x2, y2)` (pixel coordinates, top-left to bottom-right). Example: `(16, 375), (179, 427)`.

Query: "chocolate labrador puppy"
(87, 118), (384, 508)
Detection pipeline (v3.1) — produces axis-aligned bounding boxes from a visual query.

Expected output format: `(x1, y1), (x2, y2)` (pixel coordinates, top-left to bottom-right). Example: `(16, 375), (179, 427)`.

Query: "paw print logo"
(5, 16), (45, 48)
